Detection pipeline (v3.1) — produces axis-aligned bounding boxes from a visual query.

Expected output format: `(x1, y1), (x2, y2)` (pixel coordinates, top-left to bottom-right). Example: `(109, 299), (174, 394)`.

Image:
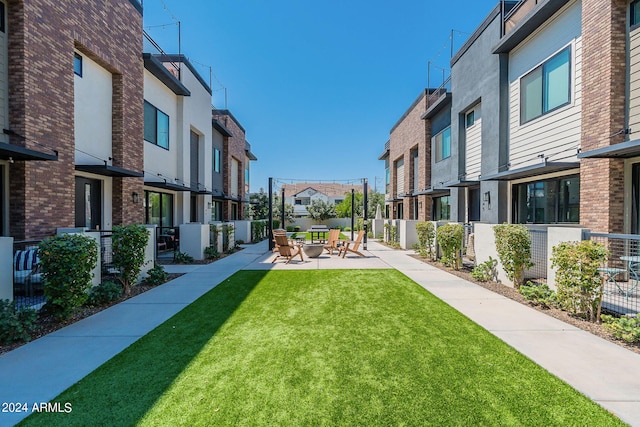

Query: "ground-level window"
(468, 187), (480, 222)
(433, 196), (450, 221)
(396, 202), (404, 219)
(211, 200), (223, 222)
(512, 174), (579, 224)
(632, 0), (640, 26)
(145, 190), (173, 230)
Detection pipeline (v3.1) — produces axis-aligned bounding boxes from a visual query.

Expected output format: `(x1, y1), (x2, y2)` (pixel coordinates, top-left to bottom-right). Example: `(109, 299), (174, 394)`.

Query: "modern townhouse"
(211, 109), (257, 221)
(0, 0), (144, 240)
(379, 90), (430, 221)
(489, 0), (582, 226)
(142, 52), (214, 234)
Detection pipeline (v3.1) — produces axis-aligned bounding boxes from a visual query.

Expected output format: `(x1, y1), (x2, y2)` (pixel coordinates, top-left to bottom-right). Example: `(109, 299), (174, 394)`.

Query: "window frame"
(512, 174), (580, 224)
(465, 110), (475, 128)
(519, 46), (572, 124)
(74, 53), (83, 77)
(432, 196), (451, 221)
(143, 101), (170, 150)
(434, 127), (451, 162)
(214, 148), (221, 173)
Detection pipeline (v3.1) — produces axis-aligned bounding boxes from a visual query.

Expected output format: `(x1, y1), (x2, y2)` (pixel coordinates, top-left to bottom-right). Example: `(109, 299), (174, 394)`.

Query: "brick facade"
(388, 90), (431, 220)
(212, 110), (247, 220)
(7, 0), (143, 239)
(580, 0), (626, 233)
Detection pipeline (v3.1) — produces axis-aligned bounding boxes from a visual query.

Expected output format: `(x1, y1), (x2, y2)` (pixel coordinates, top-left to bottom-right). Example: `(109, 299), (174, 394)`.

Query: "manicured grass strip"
(22, 270), (622, 426)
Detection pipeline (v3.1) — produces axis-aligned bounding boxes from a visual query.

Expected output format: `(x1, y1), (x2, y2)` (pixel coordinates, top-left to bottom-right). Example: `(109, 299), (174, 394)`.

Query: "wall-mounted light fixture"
(483, 191), (490, 204)
(132, 192), (140, 204)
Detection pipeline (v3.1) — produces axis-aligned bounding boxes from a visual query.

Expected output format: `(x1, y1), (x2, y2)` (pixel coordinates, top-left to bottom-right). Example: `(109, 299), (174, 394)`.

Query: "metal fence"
(12, 240), (45, 310)
(525, 228), (548, 282)
(587, 232), (640, 316)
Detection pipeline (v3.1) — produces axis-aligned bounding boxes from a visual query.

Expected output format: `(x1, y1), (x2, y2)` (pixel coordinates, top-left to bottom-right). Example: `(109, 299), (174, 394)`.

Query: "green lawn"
(22, 270), (622, 426)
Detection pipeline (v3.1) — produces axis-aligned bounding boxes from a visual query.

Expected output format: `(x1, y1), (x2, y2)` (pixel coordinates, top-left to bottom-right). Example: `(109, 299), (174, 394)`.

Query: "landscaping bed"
(411, 255), (640, 356)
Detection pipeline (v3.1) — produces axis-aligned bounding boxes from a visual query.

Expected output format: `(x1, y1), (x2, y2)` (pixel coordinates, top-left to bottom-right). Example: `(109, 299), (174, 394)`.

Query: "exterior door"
(75, 177), (102, 229)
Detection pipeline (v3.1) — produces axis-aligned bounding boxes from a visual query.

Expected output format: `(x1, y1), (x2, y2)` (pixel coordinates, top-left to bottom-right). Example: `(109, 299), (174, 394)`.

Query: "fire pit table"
(302, 243), (324, 258)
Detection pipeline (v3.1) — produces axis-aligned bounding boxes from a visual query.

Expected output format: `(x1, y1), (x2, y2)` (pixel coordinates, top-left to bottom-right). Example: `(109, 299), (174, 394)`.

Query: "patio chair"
(339, 230), (365, 258)
(323, 229), (341, 255)
(272, 234), (304, 264)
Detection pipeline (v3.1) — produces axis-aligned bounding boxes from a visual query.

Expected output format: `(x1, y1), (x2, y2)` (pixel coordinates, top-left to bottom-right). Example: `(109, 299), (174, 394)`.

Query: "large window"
(434, 127), (451, 162)
(512, 174), (579, 224)
(211, 200), (223, 222)
(145, 191), (173, 229)
(433, 196), (450, 221)
(520, 47), (571, 124)
(144, 101), (169, 149)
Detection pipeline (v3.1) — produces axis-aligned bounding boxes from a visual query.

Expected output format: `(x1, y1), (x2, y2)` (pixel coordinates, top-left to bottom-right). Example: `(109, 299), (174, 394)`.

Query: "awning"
(413, 188), (450, 196)
(481, 161), (579, 181)
(142, 53), (191, 96)
(0, 141), (58, 161)
(212, 119), (233, 137)
(190, 187), (213, 195)
(447, 180), (480, 188)
(144, 180), (189, 192)
(76, 164), (143, 177)
(577, 140), (640, 159)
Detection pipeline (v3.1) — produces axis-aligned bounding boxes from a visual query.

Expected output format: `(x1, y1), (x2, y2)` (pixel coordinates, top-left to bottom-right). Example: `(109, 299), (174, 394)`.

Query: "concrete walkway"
(1, 240), (640, 426)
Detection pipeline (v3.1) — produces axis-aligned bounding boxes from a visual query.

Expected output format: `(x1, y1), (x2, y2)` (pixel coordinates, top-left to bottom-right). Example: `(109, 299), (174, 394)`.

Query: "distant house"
(281, 183), (356, 217)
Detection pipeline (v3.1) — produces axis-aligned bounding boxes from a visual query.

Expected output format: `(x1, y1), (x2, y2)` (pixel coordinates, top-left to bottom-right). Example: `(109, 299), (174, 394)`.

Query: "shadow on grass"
(20, 270), (268, 427)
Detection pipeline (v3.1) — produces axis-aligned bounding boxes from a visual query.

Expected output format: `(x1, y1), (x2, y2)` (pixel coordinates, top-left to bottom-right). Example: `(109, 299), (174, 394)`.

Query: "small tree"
(39, 233), (98, 319)
(249, 188), (269, 219)
(436, 223), (464, 269)
(551, 240), (608, 322)
(493, 224), (534, 288)
(112, 224), (149, 296)
(415, 222), (436, 259)
(307, 199), (336, 222)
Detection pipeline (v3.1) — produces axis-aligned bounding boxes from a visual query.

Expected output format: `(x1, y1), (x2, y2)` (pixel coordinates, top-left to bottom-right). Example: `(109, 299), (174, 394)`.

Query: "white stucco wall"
(74, 52), (113, 164)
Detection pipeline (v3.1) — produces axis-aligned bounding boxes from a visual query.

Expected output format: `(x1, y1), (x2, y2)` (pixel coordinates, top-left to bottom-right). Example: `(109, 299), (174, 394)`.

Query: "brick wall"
(212, 110), (247, 220)
(388, 90), (431, 220)
(8, 0), (143, 239)
(580, 0), (626, 233)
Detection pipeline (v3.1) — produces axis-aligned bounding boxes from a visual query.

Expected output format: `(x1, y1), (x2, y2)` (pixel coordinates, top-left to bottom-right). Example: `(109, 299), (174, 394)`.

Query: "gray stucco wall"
(450, 5), (508, 224)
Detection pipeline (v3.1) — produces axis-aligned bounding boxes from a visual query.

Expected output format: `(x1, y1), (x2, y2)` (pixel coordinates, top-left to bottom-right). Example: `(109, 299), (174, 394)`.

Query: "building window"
(211, 200), (222, 222)
(214, 148), (221, 173)
(632, 0), (640, 26)
(433, 196), (450, 221)
(385, 168), (390, 194)
(145, 190), (174, 230)
(434, 127), (451, 162)
(144, 101), (170, 149)
(520, 46), (571, 124)
(512, 174), (579, 224)
(0, 3), (6, 33)
(74, 53), (83, 77)
(466, 110), (475, 128)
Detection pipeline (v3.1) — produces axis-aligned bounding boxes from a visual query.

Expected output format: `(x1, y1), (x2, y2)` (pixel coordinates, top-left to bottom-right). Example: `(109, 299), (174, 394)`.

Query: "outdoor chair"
(323, 229), (341, 255)
(339, 230), (366, 258)
(272, 234), (304, 264)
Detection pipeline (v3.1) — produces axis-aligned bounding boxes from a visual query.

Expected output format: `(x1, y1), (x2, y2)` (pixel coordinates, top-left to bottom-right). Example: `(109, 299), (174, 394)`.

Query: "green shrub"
(436, 223), (464, 269)
(145, 264), (169, 287)
(415, 222), (436, 259)
(222, 224), (234, 253)
(384, 223), (400, 248)
(551, 240), (608, 322)
(0, 299), (37, 345)
(286, 225), (294, 232)
(204, 245), (220, 260)
(87, 281), (123, 306)
(112, 224), (149, 296)
(471, 257), (498, 282)
(293, 226), (301, 232)
(493, 224), (534, 289)
(251, 221), (266, 242)
(272, 219), (281, 230)
(519, 282), (557, 308)
(174, 252), (194, 264)
(39, 233), (98, 320)
(601, 314), (640, 343)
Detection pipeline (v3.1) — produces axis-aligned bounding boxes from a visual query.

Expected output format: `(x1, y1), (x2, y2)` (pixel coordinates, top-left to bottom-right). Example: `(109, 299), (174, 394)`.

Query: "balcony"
(503, 0), (540, 35)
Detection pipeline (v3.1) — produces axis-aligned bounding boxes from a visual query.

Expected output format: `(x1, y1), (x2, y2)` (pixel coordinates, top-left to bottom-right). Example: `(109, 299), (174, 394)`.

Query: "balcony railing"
(143, 31), (180, 77)
(427, 76), (451, 109)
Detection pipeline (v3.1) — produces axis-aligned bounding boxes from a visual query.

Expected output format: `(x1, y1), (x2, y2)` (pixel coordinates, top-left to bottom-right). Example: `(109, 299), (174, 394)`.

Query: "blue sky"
(142, 0), (498, 193)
